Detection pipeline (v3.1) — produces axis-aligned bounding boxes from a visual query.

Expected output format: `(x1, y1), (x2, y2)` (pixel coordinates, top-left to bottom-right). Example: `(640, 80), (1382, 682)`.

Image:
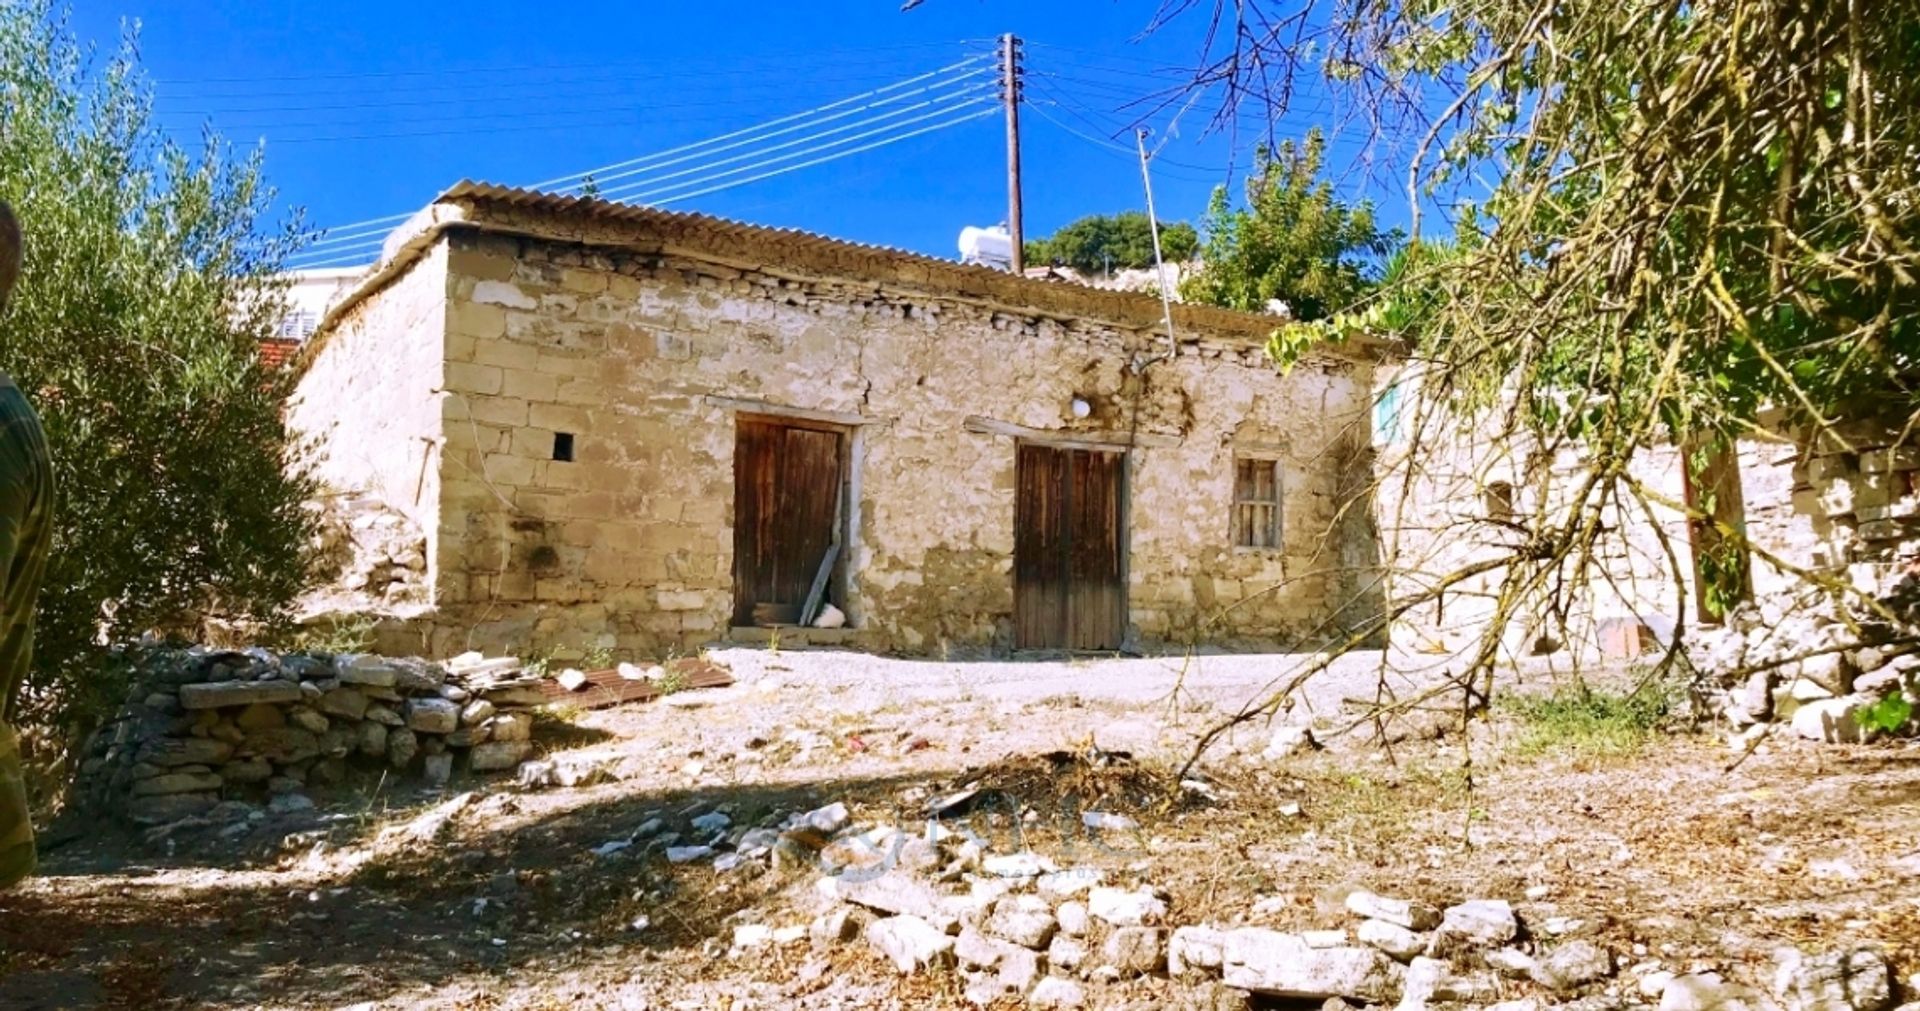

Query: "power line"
(544, 70), (993, 193)
(1040, 73), (1339, 124)
(288, 60), (1002, 265)
(286, 106), (997, 267)
(162, 71), (990, 143)
(161, 39), (990, 88)
(154, 65), (965, 121)
(632, 107), (997, 208)
(160, 77), (990, 140)
(599, 96), (994, 202)
(1032, 77), (1334, 149)
(288, 248), (393, 269)
(531, 55), (991, 190)
(1023, 99), (1227, 183)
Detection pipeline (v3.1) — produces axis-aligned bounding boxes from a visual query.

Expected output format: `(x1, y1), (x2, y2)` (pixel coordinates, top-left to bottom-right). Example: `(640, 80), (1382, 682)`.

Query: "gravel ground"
(704, 643), (1518, 722)
(11, 645), (1877, 1011)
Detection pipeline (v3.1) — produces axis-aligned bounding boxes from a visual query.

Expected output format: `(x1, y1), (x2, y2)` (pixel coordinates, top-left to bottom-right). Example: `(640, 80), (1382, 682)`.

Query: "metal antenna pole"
(1137, 128), (1178, 364)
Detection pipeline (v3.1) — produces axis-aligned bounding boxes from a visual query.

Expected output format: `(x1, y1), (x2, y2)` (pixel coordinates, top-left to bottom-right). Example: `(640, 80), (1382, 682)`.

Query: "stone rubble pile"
(74, 646), (548, 825)
(603, 797), (1911, 1011)
(308, 490), (428, 606)
(1688, 573), (1920, 745)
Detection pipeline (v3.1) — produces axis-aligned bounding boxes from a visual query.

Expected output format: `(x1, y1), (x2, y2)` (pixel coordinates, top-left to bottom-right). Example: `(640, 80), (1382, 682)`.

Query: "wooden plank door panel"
(1068, 449), (1125, 651)
(775, 427), (842, 607)
(733, 419), (844, 627)
(1014, 444), (1070, 650)
(1015, 443), (1125, 651)
(733, 419), (781, 626)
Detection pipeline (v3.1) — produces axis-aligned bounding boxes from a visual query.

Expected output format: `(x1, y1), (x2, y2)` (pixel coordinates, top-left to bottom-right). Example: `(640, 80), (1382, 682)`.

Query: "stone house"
(287, 182), (1390, 659)
(1369, 363), (1812, 663)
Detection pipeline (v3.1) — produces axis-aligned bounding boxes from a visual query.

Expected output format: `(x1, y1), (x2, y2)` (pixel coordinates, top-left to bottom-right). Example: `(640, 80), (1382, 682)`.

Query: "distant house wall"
(286, 245), (448, 567)
(1371, 365), (1820, 660)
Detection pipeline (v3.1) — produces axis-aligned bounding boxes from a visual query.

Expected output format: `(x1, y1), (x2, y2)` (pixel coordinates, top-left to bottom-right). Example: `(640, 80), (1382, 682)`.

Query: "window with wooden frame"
(1485, 481), (1516, 523)
(1232, 457), (1282, 549)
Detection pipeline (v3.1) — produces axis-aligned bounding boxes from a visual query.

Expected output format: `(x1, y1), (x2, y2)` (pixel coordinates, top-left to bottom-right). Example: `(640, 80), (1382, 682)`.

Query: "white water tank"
(959, 225), (1014, 271)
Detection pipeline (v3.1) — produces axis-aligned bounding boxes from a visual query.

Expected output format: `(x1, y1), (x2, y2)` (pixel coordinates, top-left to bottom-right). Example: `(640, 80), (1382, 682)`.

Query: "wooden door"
(1015, 443), (1126, 650)
(1680, 436), (1751, 624)
(733, 418), (844, 627)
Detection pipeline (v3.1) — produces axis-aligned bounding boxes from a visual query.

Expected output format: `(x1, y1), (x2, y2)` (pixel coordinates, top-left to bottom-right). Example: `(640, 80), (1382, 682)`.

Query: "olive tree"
(0, 2), (320, 764)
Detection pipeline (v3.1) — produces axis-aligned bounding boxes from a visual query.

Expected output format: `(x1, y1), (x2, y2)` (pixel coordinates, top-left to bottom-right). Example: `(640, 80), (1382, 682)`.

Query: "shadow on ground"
(0, 750), (1159, 1010)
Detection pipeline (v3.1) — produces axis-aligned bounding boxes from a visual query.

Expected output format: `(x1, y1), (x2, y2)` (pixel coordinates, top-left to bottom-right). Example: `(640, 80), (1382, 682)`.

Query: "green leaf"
(1859, 695), (1913, 734)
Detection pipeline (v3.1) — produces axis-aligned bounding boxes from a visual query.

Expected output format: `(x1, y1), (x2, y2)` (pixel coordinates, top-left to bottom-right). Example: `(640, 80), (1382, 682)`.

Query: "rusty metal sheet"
(532, 658), (734, 710)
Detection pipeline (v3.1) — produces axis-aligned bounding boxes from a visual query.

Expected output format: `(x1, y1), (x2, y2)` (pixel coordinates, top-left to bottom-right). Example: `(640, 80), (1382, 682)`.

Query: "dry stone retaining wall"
(1788, 419), (1920, 572)
(73, 646), (545, 825)
(1690, 573), (1920, 744)
(304, 489), (430, 611)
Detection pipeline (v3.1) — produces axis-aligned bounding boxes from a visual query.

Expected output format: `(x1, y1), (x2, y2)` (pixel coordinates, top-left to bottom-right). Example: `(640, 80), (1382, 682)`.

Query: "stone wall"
(72, 646), (545, 825)
(1371, 369), (1810, 661)
(343, 230), (1380, 657)
(1786, 418), (1920, 580)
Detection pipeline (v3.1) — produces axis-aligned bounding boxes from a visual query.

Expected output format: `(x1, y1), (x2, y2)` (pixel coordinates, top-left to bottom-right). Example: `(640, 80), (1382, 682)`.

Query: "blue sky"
(69, 1), (1419, 266)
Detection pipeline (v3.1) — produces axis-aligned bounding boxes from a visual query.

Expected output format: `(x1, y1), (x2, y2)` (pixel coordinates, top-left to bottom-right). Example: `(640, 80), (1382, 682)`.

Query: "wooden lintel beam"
(704, 395), (888, 428)
(962, 414), (1176, 450)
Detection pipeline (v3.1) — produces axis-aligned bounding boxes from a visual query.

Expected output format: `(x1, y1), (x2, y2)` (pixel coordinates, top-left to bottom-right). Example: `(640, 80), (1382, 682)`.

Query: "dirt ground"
(2, 646), (1918, 1010)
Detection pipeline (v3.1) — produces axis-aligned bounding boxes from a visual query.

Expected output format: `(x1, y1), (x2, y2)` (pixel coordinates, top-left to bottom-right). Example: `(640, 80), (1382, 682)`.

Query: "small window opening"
(552, 432), (575, 462)
(1485, 481), (1515, 522)
(1232, 457), (1281, 549)
(1374, 380), (1406, 443)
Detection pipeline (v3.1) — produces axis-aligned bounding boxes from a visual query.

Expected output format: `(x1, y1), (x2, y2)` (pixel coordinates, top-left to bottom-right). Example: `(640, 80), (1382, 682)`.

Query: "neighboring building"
(1370, 363), (1810, 663)
(287, 182), (1392, 659)
(1023, 261), (1200, 301)
(259, 267), (367, 371)
(277, 267), (364, 340)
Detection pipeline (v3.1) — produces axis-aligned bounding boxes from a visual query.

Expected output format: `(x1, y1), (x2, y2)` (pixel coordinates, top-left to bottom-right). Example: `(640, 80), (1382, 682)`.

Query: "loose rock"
(1430, 899), (1518, 955)
(865, 915), (955, 974)
(386, 727), (419, 768)
(179, 680), (302, 709)
(1103, 926), (1167, 977)
(1266, 725), (1316, 759)
(1358, 919), (1427, 962)
(405, 697), (460, 734)
(1346, 890), (1442, 931)
(1221, 929), (1399, 1001)
(955, 928), (1016, 969)
(1773, 948), (1894, 1011)
(810, 907), (862, 949)
(1089, 885), (1168, 927)
(1533, 939), (1614, 992)
(985, 894), (1058, 950)
(1048, 934), (1089, 973)
(1172, 925), (1229, 976)
(1662, 973), (1775, 1011)
(1029, 977), (1088, 1009)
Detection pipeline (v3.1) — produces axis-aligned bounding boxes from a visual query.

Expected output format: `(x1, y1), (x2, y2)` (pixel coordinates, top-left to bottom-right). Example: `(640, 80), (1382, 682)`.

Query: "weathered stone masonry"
(291, 184), (1387, 658)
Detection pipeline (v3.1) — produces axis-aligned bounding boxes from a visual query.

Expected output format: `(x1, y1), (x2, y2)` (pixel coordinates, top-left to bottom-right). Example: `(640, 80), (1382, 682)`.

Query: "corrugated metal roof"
(440, 179), (974, 271)
(428, 180), (1394, 357)
(293, 180), (1397, 378)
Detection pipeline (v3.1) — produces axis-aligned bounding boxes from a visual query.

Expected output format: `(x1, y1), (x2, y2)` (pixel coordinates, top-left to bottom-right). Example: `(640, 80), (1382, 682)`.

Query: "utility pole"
(1001, 33), (1024, 274)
